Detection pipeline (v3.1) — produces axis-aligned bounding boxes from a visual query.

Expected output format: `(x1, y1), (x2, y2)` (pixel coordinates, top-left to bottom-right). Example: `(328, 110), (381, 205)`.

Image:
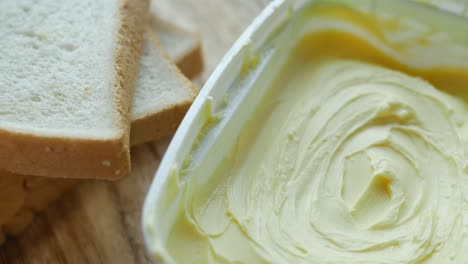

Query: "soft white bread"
(0, 19), (203, 243)
(127, 16), (203, 145)
(130, 31), (197, 145)
(0, 0), (149, 179)
(150, 16), (204, 80)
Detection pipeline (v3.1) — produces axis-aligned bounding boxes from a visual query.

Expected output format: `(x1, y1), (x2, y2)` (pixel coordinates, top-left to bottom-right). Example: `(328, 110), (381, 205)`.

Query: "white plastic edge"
(141, 0), (291, 262)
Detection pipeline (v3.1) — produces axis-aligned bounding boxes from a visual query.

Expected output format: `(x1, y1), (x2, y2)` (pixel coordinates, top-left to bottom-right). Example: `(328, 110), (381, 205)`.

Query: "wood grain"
(0, 0), (269, 263)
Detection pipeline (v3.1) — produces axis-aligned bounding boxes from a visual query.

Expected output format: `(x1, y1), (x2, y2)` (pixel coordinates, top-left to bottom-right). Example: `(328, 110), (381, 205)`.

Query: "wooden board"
(0, 0), (269, 263)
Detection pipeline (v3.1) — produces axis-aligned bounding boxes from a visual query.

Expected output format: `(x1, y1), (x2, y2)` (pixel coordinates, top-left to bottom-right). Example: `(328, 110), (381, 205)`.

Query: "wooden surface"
(0, 0), (269, 263)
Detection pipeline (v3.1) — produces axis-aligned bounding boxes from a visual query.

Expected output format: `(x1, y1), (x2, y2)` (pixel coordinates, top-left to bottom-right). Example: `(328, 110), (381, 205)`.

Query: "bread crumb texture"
(0, 0), (121, 136)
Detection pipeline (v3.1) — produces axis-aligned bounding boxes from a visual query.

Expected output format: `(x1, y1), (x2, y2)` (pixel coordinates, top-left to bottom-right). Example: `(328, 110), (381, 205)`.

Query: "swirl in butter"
(156, 4), (468, 264)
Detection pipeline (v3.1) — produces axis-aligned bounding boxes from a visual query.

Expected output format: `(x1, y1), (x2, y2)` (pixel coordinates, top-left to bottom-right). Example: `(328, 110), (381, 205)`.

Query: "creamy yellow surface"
(160, 4), (468, 264)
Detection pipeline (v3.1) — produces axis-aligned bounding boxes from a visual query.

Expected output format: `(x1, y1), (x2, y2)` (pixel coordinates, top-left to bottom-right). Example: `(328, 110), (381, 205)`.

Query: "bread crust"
(130, 33), (198, 146)
(150, 16), (205, 80)
(131, 102), (193, 146)
(176, 37), (204, 80)
(0, 132), (129, 179)
(0, 0), (149, 180)
(0, 16), (202, 246)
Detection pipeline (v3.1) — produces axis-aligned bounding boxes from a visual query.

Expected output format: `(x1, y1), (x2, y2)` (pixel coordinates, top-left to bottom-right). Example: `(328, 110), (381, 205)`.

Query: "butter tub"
(143, 0), (468, 263)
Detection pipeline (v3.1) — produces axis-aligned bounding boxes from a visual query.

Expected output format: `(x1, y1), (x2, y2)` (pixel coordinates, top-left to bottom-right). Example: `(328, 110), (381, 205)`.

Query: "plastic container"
(142, 0), (468, 262)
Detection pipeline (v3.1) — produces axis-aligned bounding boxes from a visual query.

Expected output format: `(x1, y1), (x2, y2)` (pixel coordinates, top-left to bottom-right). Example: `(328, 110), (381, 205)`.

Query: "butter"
(155, 3), (468, 263)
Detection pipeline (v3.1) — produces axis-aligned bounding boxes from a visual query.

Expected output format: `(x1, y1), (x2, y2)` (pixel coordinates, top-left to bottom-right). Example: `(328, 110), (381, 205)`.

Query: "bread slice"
(130, 31), (197, 145)
(150, 16), (204, 80)
(128, 16), (203, 146)
(0, 19), (202, 243)
(155, 17), (203, 83)
(0, 0), (149, 179)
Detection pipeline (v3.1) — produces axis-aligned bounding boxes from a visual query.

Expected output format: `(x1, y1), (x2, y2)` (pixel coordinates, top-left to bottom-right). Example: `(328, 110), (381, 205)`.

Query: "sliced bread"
(130, 31), (197, 146)
(128, 16), (204, 146)
(0, 19), (203, 243)
(0, 0), (149, 179)
(150, 16), (204, 80)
